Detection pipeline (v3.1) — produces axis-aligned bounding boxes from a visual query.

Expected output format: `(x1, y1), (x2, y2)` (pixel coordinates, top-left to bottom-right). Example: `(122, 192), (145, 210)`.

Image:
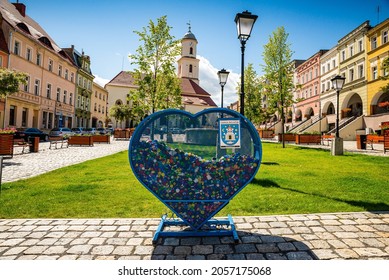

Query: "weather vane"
(187, 21), (191, 32)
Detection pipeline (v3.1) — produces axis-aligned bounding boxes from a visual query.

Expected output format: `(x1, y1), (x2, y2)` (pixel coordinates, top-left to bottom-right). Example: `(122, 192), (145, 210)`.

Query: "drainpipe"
(3, 31), (13, 128)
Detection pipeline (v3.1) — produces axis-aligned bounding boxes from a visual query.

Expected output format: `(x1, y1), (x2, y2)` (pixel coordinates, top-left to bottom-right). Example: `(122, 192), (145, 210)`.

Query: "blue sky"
(22, 0), (389, 106)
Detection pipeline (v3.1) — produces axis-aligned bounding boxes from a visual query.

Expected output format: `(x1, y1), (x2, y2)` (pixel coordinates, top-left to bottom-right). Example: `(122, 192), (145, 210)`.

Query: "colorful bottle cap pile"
(131, 140), (259, 201)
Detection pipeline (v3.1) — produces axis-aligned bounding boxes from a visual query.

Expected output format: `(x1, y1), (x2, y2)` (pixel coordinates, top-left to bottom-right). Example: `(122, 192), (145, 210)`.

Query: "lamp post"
(235, 10), (258, 116)
(217, 68), (230, 108)
(331, 75), (345, 155)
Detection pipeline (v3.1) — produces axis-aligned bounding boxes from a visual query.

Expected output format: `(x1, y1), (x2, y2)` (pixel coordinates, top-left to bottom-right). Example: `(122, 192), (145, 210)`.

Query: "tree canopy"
(0, 68), (27, 97)
(128, 16), (182, 116)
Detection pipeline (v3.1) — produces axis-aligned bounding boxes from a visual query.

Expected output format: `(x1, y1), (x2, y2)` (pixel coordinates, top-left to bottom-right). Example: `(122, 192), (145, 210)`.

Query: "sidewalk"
(0, 212), (388, 260)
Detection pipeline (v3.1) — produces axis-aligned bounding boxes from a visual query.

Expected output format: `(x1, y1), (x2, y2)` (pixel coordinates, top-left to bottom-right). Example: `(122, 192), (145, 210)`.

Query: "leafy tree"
(109, 104), (132, 128)
(129, 16), (182, 115)
(380, 57), (389, 93)
(0, 68), (27, 97)
(236, 63), (262, 125)
(262, 26), (294, 148)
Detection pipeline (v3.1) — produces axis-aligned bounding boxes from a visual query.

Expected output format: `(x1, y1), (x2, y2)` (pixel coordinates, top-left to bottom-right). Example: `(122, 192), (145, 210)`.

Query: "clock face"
(189, 42), (193, 46)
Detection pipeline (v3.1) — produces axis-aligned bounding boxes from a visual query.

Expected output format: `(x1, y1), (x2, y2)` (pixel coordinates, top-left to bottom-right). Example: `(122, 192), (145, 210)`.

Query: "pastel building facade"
(91, 82), (108, 128)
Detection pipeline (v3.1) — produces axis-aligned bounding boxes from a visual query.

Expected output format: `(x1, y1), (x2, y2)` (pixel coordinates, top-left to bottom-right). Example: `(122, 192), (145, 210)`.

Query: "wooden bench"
(321, 135), (334, 146)
(49, 136), (69, 149)
(13, 138), (30, 153)
(365, 135), (384, 150)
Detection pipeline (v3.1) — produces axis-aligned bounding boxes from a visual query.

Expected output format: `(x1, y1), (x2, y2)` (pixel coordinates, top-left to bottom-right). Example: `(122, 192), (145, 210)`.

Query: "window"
(22, 108), (28, 127)
(26, 48), (32, 61)
(56, 88), (61, 102)
(322, 66), (325, 74)
(98, 104), (101, 113)
(65, 69), (69, 80)
(77, 96), (81, 107)
(102, 106), (104, 114)
(190, 47), (193, 55)
(14, 41), (20, 55)
(315, 68), (318, 78)
(94, 103), (97, 111)
(371, 37), (377, 50)
(358, 40), (363, 52)
(42, 111), (48, 129)
(99, 93), (102, 100)
(358, 65), (364, 79)
(327, 63), (330, 72)
(24, 76), (30, 92)
(36, 53), (42, 66)
(69, 93), (73, 105)
(349, 69), (354, 82)
(341, 50), (346, 61)
(78, 76), (82, 86)
(103, 95), (105, 101)
(382, 30), (388, 44)
(372, 66), (378, 79)
(63, 90), (67, 104)
(48, 59), (53, 72)
(58, 65), (62, 76)
(71, 73), (74, 82)
(34, 79), (40, 96)
(9, 105), (16, 126)
(321, 83), (325, 93)
(47, 84), (52, 99)
(95, 91), (97, 98)
(349, 45), (354, 57)
(315, 86), (318, 95)
(332, 60), (336, 69)
(189, 64), (193, 73)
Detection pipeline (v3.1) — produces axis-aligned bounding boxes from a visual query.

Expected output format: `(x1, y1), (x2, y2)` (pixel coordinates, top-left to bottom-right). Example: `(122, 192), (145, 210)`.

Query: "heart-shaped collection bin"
(129, 108), (262, 230)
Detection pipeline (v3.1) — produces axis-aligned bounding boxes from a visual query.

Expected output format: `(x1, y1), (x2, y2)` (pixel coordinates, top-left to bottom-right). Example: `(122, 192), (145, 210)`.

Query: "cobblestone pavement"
(0, 212), (388, 260)
(1, 138), (129, 183)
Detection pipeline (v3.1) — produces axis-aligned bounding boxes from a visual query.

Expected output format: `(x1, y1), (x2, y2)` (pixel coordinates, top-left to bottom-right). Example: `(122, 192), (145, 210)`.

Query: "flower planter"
(92, 134), (111, 143)
(295, 134), (321, 145)
(257, 129), (274, 139)
(68, 136), (94, 146)
(114, 129), (130, 139)
(0, 134), (14, 158)
(278, 133), (295, 142)
(384, 130), (389, 153)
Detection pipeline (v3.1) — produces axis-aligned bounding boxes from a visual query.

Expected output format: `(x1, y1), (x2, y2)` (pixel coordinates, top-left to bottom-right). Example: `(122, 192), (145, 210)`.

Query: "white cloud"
(198, 55), (239, 107)
(93, 75), (110, 87)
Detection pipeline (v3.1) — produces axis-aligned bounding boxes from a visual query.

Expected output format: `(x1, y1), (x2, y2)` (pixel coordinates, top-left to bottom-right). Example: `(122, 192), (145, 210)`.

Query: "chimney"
(13, 2), (26, 17)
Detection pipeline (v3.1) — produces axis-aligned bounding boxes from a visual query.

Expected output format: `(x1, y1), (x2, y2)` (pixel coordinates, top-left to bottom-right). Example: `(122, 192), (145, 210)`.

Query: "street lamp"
(331, 75), (346, 155)
(235, 10), (258, 116)
(217, 68), (230, 108)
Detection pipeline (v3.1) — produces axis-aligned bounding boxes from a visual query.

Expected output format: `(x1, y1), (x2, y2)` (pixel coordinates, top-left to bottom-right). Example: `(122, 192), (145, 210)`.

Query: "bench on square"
(49, 136), (68, 149)
(13, 138), (30, 153)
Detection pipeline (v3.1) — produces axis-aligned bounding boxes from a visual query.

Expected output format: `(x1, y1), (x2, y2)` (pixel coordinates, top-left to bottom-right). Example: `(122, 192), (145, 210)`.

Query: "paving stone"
(174, 246), (192, 255)
(202, 237), (221, 245)
(269, 228), (293, 235)
(304, 220), (321, 227)
(309, 240), (331, 249)
(214, 244), (234, 254)
(3, 247), (27, 255)
(286, 251), (313, 260)
(240, 235), (261, 244)
(0, 238), (24, 246)
(336, 249), (359, 259)
(260, 235), (285, 243)
(126, 238), (144, 246)
(37, 238), (58, 246)
(226, 254), (245, 260)
(192, 245), (213, 255)
(333, 231), (359, 239)
(67, 245), (92, 254)
(327, 239), (349, 249)
(207, 254), (227, 260)
(256, 243), (280, 253)
(339, 219), (357, 225)
(234, 244), (257, 254)
(70, 238), (90, 245)
(91, 245), (115, 255)
(112, 246), (134, 256)
(44, 246), (67, 255)
(339, 225), (359, 232)
(236, 223), (253, 230)
(181, 237), (201, 246)
(312, 249), (339, 260)
(354, 248), (387, 258)
(133, 246), (154, 255)
(360, 238), (385, 248)
(342, 238), (365, 248)
(252, 222), (270, 229)
(153, 245), (174, 255)
(293, 241), (311, 251)
(17, 255), (37, 260)
(265, 253), (287, 260)
(277, 242), (296, 252)
(106, 238), (128, 246)
(291, 227), (312, 234)
(24, 245), (49, 255)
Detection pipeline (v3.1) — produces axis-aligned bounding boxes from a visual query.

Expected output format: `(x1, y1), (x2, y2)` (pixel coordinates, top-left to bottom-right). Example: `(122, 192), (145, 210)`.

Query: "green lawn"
(0, 142), (388, 219)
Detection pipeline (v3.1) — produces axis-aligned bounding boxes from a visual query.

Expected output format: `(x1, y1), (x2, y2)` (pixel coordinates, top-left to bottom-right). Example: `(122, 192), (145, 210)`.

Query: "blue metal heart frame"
(129, 108), (262, 241)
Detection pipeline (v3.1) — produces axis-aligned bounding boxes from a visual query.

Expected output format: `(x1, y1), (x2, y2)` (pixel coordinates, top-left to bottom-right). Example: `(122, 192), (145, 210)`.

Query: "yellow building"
(91, 82), (108, 128)
(366, 18), (389, 117)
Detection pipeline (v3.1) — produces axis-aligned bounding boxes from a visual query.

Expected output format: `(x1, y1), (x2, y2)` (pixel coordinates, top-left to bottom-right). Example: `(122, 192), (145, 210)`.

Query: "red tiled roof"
(107, 71), (137, 87)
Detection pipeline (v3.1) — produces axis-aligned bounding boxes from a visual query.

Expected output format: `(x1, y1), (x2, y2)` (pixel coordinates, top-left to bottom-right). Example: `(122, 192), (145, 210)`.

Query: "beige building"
(105, 26), (217, 129)
(91, 82), (108, 128)
(0, 1), (77, 130)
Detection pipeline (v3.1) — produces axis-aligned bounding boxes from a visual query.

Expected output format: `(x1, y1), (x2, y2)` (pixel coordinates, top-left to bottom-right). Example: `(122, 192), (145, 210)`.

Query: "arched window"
(190, 47), (193, 55)
(115, 99), (123, 106)
(189, 64), (193, 73)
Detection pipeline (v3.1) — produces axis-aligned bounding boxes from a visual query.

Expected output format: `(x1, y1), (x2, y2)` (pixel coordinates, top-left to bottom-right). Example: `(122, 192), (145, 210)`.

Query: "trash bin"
(29, 137), (40, 153)
(356, 135), (366, 150)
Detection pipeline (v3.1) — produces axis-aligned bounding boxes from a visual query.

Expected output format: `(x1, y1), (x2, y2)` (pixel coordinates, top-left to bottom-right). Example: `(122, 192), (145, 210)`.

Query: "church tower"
(177, 24), (200, 84)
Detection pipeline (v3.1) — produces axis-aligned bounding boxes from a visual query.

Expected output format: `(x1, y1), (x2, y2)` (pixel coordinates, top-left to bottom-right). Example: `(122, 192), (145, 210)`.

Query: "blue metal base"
(152, 214), (239, 244)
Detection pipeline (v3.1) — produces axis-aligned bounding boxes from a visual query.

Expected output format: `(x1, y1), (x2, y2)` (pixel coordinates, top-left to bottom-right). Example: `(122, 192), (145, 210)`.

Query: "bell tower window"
(189, 64), (193, 73)
(190, 47), (193, 55)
